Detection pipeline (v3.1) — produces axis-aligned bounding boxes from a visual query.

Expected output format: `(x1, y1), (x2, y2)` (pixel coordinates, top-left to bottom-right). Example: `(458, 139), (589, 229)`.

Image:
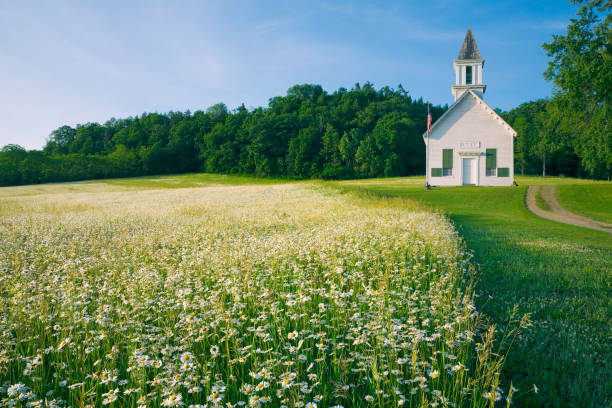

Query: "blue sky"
(0, 1), (577, 149)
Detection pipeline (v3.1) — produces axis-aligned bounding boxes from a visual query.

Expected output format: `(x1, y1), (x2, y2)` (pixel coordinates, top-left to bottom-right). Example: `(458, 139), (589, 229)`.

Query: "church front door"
(462, 158), (477, 185)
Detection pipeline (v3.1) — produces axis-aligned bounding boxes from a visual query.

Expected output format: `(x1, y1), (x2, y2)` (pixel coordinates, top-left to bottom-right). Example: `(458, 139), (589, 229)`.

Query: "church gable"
(424, 91), (517, 141)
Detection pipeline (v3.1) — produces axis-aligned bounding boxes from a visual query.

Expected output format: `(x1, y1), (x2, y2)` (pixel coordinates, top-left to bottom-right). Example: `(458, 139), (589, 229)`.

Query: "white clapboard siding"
(425, 91), (515, 186)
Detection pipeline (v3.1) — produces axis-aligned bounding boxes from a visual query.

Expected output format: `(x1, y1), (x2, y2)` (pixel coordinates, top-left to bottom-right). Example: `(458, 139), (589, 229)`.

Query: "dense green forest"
(0, 84), (446, 186)
(1, 0), (609, 186)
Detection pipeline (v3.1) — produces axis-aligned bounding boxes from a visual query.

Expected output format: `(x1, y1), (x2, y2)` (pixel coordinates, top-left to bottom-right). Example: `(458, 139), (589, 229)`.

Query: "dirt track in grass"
(525, 185), (612, 234)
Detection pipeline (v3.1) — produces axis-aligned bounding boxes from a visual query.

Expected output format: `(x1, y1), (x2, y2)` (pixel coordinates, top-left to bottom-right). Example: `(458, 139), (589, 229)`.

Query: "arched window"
(465, 66), (473, 84)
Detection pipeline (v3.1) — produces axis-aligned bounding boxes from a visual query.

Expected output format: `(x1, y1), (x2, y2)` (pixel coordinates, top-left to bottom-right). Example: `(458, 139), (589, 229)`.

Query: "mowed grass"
(0, 175), (510, 408)
(556, 184), (612, 224)
(332, 176), (612, 407)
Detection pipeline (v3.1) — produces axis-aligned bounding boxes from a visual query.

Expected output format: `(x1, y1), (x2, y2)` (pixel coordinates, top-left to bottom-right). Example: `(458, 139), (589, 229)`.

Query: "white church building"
(425, 28), (516, 186)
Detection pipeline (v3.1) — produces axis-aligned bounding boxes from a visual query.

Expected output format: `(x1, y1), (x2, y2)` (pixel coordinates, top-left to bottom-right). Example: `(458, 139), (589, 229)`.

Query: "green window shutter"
(431, 168), (442, 177)
(497, 167), (510, 177)
(486, 148), (497, 169)
(442, 149), (453, 169)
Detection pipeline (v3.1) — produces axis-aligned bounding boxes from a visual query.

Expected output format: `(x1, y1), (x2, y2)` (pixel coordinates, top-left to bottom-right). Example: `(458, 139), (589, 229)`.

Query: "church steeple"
(457, 28), (481, 60)
(451, 28), (486, 101)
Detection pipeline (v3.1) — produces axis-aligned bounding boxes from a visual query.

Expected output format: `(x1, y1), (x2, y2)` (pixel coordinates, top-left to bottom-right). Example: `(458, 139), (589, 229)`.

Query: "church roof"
(422, 90), (516, 139)
(457, 28), (481, 60)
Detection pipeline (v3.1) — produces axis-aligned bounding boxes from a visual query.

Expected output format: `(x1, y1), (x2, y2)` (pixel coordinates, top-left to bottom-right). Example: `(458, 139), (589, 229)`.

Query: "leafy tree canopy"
(0, 84), (446, 186)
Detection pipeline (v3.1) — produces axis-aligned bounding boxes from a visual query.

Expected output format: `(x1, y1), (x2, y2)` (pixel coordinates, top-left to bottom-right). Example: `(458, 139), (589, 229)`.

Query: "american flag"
(427, 105), (432, 133)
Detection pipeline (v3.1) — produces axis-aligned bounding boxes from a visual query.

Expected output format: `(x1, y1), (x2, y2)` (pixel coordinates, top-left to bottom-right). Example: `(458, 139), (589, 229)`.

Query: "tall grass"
(1, 182), (515, 407)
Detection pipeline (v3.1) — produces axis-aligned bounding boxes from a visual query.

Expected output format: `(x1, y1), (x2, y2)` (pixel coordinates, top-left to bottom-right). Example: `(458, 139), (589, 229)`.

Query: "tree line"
(1, 84), (447, 186)
(1, 0), (609, 186)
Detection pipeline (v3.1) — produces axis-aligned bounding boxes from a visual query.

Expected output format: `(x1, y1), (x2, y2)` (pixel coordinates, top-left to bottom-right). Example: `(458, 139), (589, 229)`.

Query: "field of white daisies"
(0, 179), (510, 408)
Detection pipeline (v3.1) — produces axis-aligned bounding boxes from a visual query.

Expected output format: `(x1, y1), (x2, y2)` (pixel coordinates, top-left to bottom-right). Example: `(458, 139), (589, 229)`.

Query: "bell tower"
(451, 28), (486, 101)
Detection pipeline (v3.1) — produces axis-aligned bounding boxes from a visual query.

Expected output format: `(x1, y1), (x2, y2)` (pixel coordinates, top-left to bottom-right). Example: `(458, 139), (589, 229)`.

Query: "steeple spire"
(451, 28), (486, 101)
(457, 28), (481, 60)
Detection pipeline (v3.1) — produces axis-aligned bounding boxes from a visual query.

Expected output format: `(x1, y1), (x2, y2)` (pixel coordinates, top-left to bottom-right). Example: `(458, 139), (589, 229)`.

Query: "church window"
(486, 149), (496, 167)
(486, 148), (497, 176)
(497, 168), (510, 177)
(442, 149), (453, 176)
(466, 66), (473, 84)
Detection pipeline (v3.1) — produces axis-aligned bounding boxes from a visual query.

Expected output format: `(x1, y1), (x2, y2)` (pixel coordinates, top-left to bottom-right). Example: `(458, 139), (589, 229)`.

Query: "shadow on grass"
(458, 218), (611, 407)
(332, 181), (612, 407)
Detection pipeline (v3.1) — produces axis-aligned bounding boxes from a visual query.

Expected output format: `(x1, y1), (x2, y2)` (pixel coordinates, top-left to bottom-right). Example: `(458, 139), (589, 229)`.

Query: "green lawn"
(332, 176), (612, 407)
(514, 175), (605, 186)
(557, 184), (612, 224)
